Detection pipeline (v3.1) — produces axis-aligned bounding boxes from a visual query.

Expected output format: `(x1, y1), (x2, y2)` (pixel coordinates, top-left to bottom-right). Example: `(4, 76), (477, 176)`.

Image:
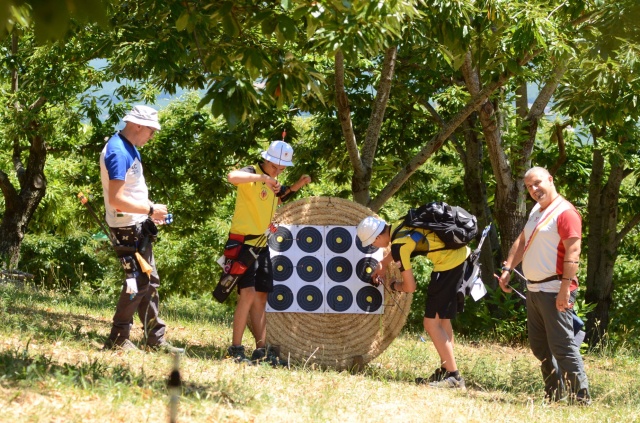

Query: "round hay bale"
(266, 196), (412, 370)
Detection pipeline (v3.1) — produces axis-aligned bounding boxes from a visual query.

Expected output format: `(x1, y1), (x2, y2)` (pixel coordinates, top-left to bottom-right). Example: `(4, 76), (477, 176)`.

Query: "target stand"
(267, 225), (384, 315)
(264, 197), (412, 371)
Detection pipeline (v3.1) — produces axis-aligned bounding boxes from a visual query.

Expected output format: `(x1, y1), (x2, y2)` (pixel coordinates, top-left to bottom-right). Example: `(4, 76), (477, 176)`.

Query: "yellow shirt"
(229, 164), (278, 247)
(390, 222), (469, 272)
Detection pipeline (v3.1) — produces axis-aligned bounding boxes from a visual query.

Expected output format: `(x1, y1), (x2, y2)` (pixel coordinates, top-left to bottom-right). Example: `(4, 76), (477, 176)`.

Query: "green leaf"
(176, 11), (190, 32)
(276, 15), (297, 42)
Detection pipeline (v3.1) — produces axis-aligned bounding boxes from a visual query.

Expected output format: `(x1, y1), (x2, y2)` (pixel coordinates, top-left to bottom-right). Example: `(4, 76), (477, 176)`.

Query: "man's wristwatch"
(148, 204), (154, 217)
(501, 266), (512, 273)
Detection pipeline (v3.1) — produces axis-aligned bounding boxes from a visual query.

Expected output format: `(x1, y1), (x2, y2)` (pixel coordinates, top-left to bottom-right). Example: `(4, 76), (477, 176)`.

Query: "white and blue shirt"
(100, 133), (149, 227)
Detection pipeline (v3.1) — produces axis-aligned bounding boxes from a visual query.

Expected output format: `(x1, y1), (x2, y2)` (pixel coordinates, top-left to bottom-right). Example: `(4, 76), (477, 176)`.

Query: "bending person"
(356, 214), (469, 388)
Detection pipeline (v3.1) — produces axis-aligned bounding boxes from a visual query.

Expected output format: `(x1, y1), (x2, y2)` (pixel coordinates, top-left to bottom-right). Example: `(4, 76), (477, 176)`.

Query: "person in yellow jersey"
(226, 140), (311, 364)
(356, 215), (469, 388)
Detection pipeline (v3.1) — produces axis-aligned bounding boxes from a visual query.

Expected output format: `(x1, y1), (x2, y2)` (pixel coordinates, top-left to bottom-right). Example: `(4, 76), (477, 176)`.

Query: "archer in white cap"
(224, 138), (311, 364)
(356, 212), (469, 389)
(99, 105), (183, 354)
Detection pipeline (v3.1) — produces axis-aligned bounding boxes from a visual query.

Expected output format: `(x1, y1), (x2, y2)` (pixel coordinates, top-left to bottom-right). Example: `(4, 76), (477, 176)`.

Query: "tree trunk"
(457, 113), (499, 288)
(335, 47), (398, 207)
(0, 33), (48, 268)
(585, 147), (624, 346)
(0, 171), (47, 268)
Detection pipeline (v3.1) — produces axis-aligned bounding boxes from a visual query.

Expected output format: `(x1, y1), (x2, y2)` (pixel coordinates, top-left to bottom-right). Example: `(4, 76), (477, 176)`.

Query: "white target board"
(267, 225), (385, 314)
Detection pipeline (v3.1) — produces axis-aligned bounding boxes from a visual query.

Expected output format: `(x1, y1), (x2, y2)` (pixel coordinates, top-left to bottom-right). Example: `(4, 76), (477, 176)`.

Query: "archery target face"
(267, 225), (384, 314)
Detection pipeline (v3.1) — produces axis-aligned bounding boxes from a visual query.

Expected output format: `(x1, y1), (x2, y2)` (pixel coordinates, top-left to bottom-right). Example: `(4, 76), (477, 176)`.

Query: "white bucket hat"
(123, 105), (161, 131)
(357, 216), (386, 247)
(261, 140), (294, 166)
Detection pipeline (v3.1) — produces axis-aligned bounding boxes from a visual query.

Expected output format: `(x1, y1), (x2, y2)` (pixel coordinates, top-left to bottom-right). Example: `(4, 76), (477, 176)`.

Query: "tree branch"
(368, 69), (513, 211)
(515, 80), (528, 119)
(526, 61), (567, 122)
(335, 50), (364, 177)
(549, 123), (567, 176)
(28, 97), (47, 112)
(360, 46), (397, 167)
(616, 212), (640, 245)
(11, 33), (18, 94)
(461, 50), (512, 193)
(423, 100), (464, 161)
(0, 169), (19, 208)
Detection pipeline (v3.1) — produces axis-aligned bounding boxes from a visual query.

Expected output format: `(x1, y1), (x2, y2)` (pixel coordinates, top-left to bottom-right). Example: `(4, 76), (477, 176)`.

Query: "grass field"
(1, 283), (638, 423)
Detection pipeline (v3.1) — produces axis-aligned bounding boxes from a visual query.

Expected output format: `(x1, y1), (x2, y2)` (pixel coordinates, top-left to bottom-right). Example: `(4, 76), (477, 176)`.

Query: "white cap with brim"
(357, 216), (386, 247)
(262, 140), (294, 166)
(123, 105), (161, 131)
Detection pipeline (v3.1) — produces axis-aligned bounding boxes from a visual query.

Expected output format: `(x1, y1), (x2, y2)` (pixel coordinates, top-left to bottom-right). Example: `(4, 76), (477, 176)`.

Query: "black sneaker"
(266, 346), (282, 367)
(575, 389), (591, 406)
(148, 340), (185, 354)
(251, 347), (266, 362)
(103, 338), (139, 352)
(416, 367), (446, 384)
(429, 375), (466, 389)
(251, 346), (282, 367)
(227, 345), (251, 363)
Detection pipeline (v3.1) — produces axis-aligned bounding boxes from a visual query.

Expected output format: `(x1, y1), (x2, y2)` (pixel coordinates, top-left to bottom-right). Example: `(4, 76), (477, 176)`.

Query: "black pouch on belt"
(139, 218), (159, 254)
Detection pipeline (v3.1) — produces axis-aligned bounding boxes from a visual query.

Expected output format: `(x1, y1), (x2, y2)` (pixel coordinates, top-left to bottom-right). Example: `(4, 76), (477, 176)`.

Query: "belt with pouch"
(528, 274), (562, 284)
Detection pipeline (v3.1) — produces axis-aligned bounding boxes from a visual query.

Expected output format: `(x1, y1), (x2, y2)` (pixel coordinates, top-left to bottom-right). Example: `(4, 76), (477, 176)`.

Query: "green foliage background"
(7, 92), (636, 351)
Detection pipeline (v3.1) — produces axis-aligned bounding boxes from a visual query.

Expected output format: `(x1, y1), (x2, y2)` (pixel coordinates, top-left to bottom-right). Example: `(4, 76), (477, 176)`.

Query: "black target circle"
(296, 285), (323, 312)
(296, 256), (323, 282)
(326, 227), (352, 254)
(268, 226), (293, 252)
(356, 286), (383, 313)
(272, 255), (294, 282)
(356, 257), (379, 283)
(327, 285), (353, 312)
(356, 236), (379, 254)
(268, 284), (294, 311)
(326, 256), (353, 283)
(296, 227), (323, 253)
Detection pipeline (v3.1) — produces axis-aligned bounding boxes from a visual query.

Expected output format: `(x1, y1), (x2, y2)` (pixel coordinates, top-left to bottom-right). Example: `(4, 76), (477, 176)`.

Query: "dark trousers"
(107, 224), (166, 346)
(527, 291), (589, 399)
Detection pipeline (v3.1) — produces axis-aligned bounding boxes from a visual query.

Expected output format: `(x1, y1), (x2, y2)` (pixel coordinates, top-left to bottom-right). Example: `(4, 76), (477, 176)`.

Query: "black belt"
(528, 274), (561, 284)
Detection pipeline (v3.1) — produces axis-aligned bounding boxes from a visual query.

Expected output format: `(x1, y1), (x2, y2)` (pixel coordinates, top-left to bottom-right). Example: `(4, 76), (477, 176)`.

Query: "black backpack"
(396, 201), (478, 251)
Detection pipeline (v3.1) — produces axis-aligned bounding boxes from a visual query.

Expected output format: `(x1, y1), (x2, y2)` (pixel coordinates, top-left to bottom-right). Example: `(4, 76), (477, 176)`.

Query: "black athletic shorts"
(424, 260), (465, 319)
(235, 245), (274, 293)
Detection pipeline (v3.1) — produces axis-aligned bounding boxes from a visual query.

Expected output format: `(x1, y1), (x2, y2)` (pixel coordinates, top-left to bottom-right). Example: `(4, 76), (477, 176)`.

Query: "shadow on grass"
(3, 304), (109, 345)
(0, 346), (259, 407)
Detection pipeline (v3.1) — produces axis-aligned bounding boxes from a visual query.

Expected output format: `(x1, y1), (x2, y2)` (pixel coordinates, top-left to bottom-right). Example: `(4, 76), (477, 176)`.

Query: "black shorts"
(424, 260), (465, 319)
(235, 245), (273, 293)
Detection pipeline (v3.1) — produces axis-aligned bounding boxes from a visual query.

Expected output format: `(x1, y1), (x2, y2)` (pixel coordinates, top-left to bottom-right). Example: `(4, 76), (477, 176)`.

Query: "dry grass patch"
(1, 284), (639, 422)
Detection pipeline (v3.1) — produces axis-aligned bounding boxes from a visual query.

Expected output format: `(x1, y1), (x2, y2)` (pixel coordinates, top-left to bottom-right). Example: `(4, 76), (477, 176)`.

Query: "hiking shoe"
(574, 389), (591, 406)
(251, 347), (267, 362)
(429, 375), (465, 389)
(251, 346), (282, 367)
(228, 345), (251, 363)
(148, 340), (185, 354)
(416, 367), (446, 385)
(266, 346), (282, 367)
(103, 338), (138, 352)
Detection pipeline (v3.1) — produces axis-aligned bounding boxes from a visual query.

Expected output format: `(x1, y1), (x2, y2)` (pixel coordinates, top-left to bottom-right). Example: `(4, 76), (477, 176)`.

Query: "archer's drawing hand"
(264, 176), (281, 193)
